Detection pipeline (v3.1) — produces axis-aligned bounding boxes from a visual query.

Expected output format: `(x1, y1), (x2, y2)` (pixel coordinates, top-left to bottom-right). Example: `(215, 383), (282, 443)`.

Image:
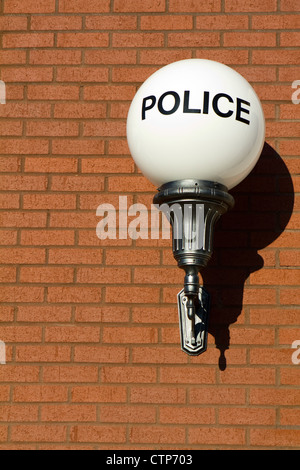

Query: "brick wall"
(0, 0), (299, 450)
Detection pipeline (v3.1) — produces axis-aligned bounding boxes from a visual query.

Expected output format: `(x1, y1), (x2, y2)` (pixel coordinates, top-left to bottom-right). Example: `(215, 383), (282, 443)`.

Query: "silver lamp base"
(154, 179), (235, 356)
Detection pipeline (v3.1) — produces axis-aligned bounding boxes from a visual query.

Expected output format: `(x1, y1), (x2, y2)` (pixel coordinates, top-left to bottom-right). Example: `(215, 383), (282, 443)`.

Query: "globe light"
(127, 59), (265, 356)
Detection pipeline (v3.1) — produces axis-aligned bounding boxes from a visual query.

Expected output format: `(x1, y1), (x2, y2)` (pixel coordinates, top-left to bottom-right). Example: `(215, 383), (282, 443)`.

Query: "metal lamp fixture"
(127, 59), (265, 356)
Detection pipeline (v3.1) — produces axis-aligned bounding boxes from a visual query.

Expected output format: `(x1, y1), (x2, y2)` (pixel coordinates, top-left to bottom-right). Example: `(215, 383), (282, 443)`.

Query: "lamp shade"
(127, 59), (265, 190)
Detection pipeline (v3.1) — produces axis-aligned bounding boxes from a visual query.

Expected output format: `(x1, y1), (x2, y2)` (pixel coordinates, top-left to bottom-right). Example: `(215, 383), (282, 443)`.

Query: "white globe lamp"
(127, 59), (265, 356)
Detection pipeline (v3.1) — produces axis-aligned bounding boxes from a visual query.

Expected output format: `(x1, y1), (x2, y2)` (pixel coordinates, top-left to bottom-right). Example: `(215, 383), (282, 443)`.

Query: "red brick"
(75, 306), (128, 324)
(30, 50), (82, 65)
(57, 33), (109, 48)
(43, 366), (98, 383)
(0, 248), (45, 264)
(0, 230), (17, 246)
(0, 17), (28, 30)
(17, 306), (72, 323)
(106, 248), (160, 266)
(250, 308), (300, 326)
(132, 346), (188, 364)
(59, 0), (110, 13)
(41, 404), (96, 422)
(21, 230), (75, 246)
(280, 0), (300, 11)
(11, 425), (67, 443)
(45, 326), (99, 343)
(86, 15), (137, 30)
(101, 366), (157, 383)
(22, 194), (76, 210)
(20, 267), (74, 284)
(0, 211), (47, 228)
(252, 49), (300, 64)
(51, 175), (105, 190)
(101, 405), (156, 423)
(81, 157), (134, 174)
(219, 367), (275, 385)
(56, 67), (109, 83)
(0, 365), (39, 382)
(0, 387), (10, 402)
(0, 67), (53, 82)
(252, 14), (300, 29)
(280, 409), (300, 426)
(115, 0), (166, 12)
(85, 50), (137, 65)
(4, 0), (55, 13)
(139, 49), (192, 65)
(26, 121), (79, 137)
(0, 139), (49, 155)
(196, 14), (249, 29)
(27, 85), (80, 101)
(0, 426), (8, 442)
(280, 251), (300, 267)
(70, 425), (126, 444)
(106, 287), (160, 304)
(83, 121), (126, 137)
(111, 66), (158, 83)
(169, 0), (221, 12)
(47, 286), (102, 304)
(250, 429), (300, 448)
(0, 50), (26, 65)
(77, 267), (131, 284)
(0, 121), (23, 136)
(48, 248), (102, 265)
(168, 32), (220, 47)
(74, 346), (129, 364)
(225, 0), (276, 11)
(160, 367), (215, 384)
(189, 427), (245, 446)
(130, 426), (185, 444)
(71, 385), (127, 403)
(4, 83), (24, 98)
(108, 176), (156, 192)
(103, 327), (158, 344)
(112, 33), (164, 48)
(190, 387), (246, 405)
(280, 288), (300, 305)
(142, 15), (192, 30)
(15, 347), (71, 364)
(0, 194), (19, 209)
(250, 269), (300, 286)
(3, 33), (54, 49)
(30, 15), (82, 31)
(281, 32), (300, 46)
(0, 306), (14, 322)
(0, 103), (51, 119)
(224, 32), (276, 47)
(195, 49), (249, 64)
(0, 405), (38, 422)
(54, 103), (106, 119)
(0, 326), (42, 343)
(84, 85), (136, 101)
(160, 406), (215, 424)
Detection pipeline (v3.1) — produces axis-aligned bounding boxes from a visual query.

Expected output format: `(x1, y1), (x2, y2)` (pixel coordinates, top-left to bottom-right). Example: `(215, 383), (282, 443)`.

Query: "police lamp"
(127, 59), (265, 356)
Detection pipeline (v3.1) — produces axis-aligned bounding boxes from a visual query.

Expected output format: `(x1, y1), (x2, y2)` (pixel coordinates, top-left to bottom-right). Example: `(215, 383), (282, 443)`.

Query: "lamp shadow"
(203, 143), (295, 370)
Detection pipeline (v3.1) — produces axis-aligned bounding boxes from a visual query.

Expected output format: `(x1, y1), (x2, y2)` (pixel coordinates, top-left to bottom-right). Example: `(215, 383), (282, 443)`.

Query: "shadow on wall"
(204, 143), (295, 371)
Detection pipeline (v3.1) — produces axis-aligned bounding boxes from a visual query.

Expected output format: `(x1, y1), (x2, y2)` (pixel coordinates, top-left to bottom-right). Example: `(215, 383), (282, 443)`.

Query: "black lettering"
(203, 91), (210, 114)
(183, 91), (201, 114)
(236, 98), (250, 125)
(142, 95), (156, 120)
(212, 93), (234, 118)
(158, 91), (180, 116)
